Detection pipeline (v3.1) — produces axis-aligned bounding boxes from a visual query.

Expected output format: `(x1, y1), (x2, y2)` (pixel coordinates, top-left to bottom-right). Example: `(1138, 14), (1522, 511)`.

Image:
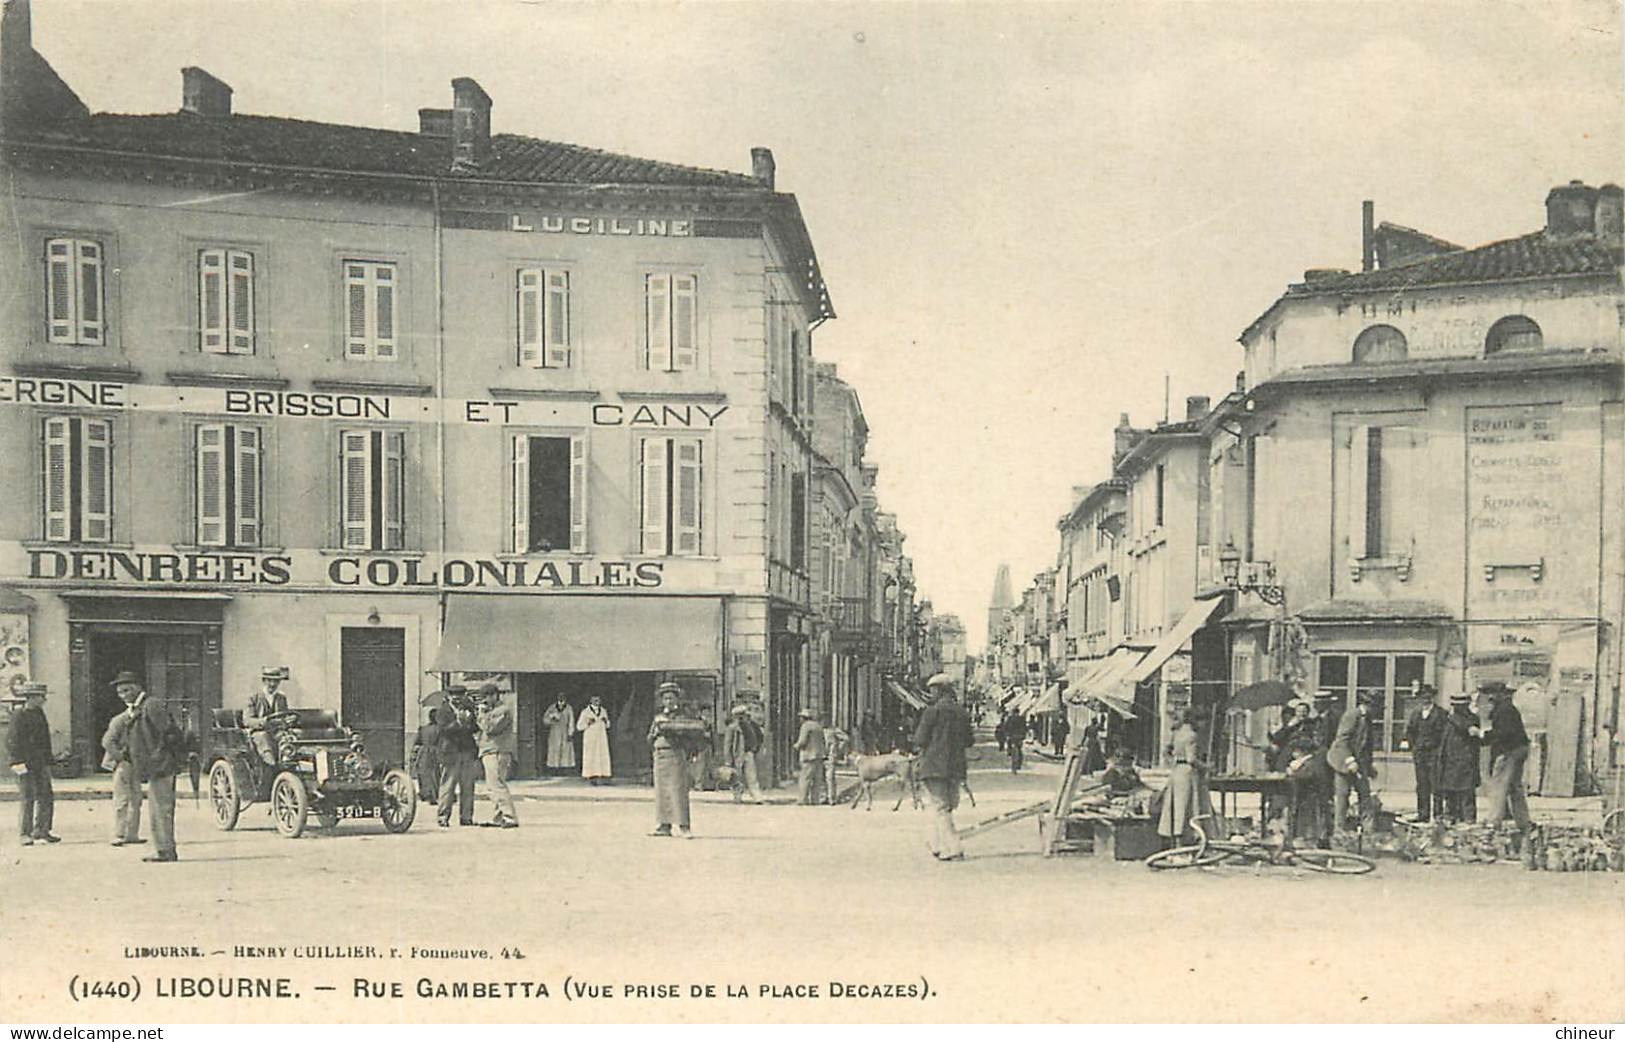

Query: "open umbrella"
(1229, 679), (1295, 711)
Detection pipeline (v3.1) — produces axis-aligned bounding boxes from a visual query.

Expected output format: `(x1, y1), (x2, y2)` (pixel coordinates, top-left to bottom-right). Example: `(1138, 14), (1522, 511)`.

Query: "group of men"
(410, 681), (520, 829)
(1404, 680), (1531, 830)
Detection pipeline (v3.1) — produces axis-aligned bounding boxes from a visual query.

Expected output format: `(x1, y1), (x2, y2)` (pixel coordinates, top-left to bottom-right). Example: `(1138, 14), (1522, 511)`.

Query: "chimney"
(1361, 200), (1375, 272)
(1545, 180), (1599, 239)
(181, 67), (232, 117)
(1185, 395), (1211, 422)
(751, 147), (776, 189)
(2, 0), (30, 59)
(1113, 413), (1137, 465)
(418, 108), (452, 138)
(451, 77), (492, 171)
(2, 0), (87, 126)
(1594, 184), (1623, 248)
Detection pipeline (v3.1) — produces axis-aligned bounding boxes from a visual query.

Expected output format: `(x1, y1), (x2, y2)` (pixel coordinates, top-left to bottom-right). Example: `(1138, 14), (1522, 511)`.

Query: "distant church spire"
(989, 563), (1014, 610)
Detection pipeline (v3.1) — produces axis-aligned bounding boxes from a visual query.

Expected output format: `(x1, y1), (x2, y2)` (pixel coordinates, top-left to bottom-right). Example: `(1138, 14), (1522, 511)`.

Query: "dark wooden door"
(341, 627), (406, 766)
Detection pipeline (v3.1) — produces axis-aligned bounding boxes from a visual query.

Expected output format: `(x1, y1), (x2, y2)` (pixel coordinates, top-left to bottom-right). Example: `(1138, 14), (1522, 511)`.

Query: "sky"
(30, 0), (1624, 651)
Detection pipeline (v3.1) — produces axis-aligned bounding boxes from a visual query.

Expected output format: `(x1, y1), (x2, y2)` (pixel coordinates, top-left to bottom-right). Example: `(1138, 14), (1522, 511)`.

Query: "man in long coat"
(648, 682), (703, 837)
(435, 689), (479, 827)
(124, 676), (184, 863)
(1403, 685), (1447, 822)
(1327, 690), (1377, 833)
(9, 683), (58, 844)
(913, 673), (974, 861)
(576, 695), (613, 785)
(542, 695), (576, 774)
(1436, 692), (1482, 823)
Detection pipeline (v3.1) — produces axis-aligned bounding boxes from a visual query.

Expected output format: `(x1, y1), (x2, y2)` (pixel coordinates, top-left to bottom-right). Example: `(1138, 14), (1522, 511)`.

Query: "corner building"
(0, 5), (831, 780)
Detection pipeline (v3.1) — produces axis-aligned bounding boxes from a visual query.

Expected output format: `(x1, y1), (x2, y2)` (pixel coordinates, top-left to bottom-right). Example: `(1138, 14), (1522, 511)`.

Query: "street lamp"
(1217, 540), (1285, 606)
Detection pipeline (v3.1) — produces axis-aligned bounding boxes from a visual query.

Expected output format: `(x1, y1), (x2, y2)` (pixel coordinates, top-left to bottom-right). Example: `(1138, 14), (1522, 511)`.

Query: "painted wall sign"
(442, 210), (693, 237)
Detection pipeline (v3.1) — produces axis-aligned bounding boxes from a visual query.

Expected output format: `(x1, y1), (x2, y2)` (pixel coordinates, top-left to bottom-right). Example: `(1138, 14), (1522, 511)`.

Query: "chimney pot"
(1361, 200), (1375, 272)
(751, 147), (776, 189)
(181, 66), (233, 117)
(1185, 395), (1211, 422)
(1545, 180), (1600, 239)
(450, 77), (492, 170)
(418, 107), (452, 138)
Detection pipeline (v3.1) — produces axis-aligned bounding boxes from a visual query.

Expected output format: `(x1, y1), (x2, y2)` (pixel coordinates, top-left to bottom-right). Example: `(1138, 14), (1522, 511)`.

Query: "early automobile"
(207, 707), (416, 838)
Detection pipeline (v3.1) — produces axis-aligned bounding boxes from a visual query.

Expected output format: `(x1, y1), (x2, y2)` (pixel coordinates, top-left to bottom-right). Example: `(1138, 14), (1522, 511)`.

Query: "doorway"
(340, 627), (406, 766)
(75, 627), (219, 771)
(514, 671), (657, 779)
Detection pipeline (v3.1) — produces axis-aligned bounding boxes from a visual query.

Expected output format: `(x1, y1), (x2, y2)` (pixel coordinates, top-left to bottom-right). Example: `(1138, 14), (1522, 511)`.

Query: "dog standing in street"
(849, 753), (922, 811)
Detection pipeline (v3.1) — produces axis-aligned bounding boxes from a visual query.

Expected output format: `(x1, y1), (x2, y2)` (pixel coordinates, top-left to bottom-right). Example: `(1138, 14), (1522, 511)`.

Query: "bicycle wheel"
(1293, 848), (1376, 875)
(1145, 843), (1230, 869)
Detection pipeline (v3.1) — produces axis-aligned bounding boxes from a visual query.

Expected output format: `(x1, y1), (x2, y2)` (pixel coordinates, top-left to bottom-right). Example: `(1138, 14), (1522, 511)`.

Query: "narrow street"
(4, 739), (1621, 1023)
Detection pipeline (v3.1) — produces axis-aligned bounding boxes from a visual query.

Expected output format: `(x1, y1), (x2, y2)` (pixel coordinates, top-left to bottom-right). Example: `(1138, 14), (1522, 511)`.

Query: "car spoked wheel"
(379, 768), (417, 834)
(209, 760), (241, 831)
(270, 771), (309, 838)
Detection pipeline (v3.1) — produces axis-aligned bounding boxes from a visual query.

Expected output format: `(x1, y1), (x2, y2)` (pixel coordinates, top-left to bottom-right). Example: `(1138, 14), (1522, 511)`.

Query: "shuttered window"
(339, 429), (407, 550)
(510, 433), (588, 553)
(199, 249), (256, 354)
(40, 416), (113, 542)
(45, 238), (106, 345)
(195, 423), (263, 546)
(517, 268), (571, 368)
(343, 261), (398, 360)
(639, 436), (703, 556)
(644, 273), (699, 371)
(1347, 424), (1421, 560)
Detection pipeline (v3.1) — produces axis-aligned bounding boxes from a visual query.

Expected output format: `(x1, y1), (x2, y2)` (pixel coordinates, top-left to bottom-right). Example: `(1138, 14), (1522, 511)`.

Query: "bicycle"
(1145, 814), (1376, 874)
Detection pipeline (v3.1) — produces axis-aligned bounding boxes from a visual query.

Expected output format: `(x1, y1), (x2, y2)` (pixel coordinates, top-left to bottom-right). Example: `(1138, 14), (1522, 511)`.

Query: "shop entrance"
(340, 627), (406, 766)
(513, 672), (658, 780)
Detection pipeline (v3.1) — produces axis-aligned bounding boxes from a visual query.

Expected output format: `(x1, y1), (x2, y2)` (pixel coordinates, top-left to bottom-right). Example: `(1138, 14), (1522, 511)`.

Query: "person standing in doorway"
(1403, 684), (1446, 823)
(126, 676), (184, 863)
(1436, 691), (1482, 823)
(913, 673), (974, 862)
(1480, 681), (1531, 832)
(542, 695), (576, 776)
(724, 704), (764, 803)
(9, 683), (58, 845)
(475, 684), (519, 829)
(102, 672), (146, 848)
(648, 682), (701, 837)
(576, 694), (613, 786)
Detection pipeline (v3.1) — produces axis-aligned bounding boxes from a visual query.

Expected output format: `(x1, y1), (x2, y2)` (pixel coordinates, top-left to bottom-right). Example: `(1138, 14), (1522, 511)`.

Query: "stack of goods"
(1393, 820), (1524, 865)
(1523, 824), (1625, 872)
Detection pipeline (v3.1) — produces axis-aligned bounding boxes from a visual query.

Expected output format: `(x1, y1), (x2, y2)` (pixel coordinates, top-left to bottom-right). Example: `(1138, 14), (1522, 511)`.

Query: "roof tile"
(1289, 230), (1620, 295)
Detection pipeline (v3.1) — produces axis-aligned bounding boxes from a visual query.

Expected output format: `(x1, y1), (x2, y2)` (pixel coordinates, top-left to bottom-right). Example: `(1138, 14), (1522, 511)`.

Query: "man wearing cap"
(794, 707), (827, 805)
(912, 673), (974, 862)
(1327, 690), (1378, 834)
(101, 671), (147, 848)
(9, 683), (59, 845)
(647, 682), (700, 837)
(1480, 682), (1531, 831)
(1402, 684), (1447, 823)
(1436, 691), (1482, 823)
(123, 673), (184, 862)
(245, 666), (290, 765)
(475, 684), (519, 829)
(723, 704), (764, 804)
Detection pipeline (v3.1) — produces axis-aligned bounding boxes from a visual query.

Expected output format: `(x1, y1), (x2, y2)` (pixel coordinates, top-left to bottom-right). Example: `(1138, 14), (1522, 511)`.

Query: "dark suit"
(913, 694), (974, 859)
(1436, 706), (1481, 822)
(1403, 704), (1447, 821)
(8, 703), (54, 839)
(1327, 705), (1375, 833)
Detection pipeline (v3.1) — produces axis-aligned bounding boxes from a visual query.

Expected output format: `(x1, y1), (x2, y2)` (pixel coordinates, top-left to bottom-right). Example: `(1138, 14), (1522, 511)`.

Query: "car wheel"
(209, 760), (241, 831)
(271, 771), (309, 838)
(379, 768), (417, 834)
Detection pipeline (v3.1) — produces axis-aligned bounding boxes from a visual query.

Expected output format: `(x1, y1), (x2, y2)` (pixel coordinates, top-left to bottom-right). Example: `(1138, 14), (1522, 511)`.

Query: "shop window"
(343, 260), (398, 360)
(511, 433), (586, 553)
(644, 273), (698, 371)
(41, 415), (112, 543)
(339, 429), (405, 550)
(1352, 324), (1408, 363)
(1484, 315), (1543, 355)
(199, 249), (255, 354)
(196, 423), (262, 547)
(45, 237), (106, 346)
(639, 436), (702, 556)
(1316, 652), (1428, 752)
(517, 268), (570, 368)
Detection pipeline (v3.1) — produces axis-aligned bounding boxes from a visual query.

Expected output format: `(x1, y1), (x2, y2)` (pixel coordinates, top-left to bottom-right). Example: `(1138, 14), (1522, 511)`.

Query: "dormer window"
(1485, 315), (1543, 355)
(1352, 324), (1408, 364)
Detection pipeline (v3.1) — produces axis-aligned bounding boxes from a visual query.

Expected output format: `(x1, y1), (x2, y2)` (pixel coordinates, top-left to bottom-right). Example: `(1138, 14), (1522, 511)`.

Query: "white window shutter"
(199, 249), (227, 353)
(672, 274), (698, 370)
(228, 251), (255, 354)
(373, 266), (396, 359)
(75, 241), (105, 345)
(545, 270), (571, 368)
(235, 425), (261, 546)
(341, 431), (371, 549)
(1394, 427), (1422, 553)
(1348, 425), (1370, 560)
(516, 269), (543, 367)
(674, 437), (702, 556)
(645, 275), (672, 371)
(511, 434), (530, 553)
(569, 433), (588, 553)
(81, 418), (112, 543)
(640, 437), (669, 555)
(46, 239), (75, 343)
(196, 424), (227, 546)
(345, 265), (370, 357)
(42, 418), (70, 541)
(382, 431), (405, 549)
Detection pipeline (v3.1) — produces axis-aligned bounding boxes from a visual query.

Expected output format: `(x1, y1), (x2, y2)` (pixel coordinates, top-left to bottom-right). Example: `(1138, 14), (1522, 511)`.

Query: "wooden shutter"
(1391, 426), (1422, 554)
(517, 269), (543, 367)
(511, 433), (530, 552)
(640, 436), (669, 554)
(42, 417), (70, 541)
(199, 249), (227, 353)
(382, 430), (405, 549)
(228, 250), (255, 354)
(373, 265), (396, 359)
(569, 433), (587, 553)
(645, 274), (672, 371)
(196, 424), (227, 546)
(545, 270), (571, 368)
(235, 426), (261, 546)
(672, 274), (698, 370)
(80, 417), (112, 543)
(345, 264), (370, 357)
(674, 437), (702, 556)
(75, 241), (104, 345)
(341, 430), (372, 548)
(1348, 424), (1370, 560)
(46, 239), (75, 343)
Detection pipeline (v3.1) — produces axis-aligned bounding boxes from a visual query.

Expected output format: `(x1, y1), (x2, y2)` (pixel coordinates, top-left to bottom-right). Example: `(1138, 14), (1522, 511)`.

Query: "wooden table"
(1207, 773), (1293, 827)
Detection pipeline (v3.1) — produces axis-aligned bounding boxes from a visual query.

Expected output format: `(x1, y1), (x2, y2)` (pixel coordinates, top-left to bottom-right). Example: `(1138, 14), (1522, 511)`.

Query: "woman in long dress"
(1158, 707), (1211, 845)
(576, 695), (613, 786)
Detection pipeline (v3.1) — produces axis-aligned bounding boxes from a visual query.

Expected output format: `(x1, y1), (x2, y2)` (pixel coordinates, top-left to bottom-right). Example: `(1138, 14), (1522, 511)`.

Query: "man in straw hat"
(1436, 690), (1482, 824)
(723, 703), (765, 804)
(794, 706), (827, 805)
(9, 682), (59, 845)
(913, 673), (974, 862)
(245, 665), (290, 765)
(647, 681), (702, 837)
(101, 671), (147, 848)
(475, 683), (519, 829)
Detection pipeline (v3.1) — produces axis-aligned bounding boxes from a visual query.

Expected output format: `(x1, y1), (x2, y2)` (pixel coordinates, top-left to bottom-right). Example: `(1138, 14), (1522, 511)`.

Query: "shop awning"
(1121, 594), (1225, 686)
(1069, 648), (1144, 702)
(886, 679), (926, 710)
(430, 594), (722, 673)
(1063, 653), (1122, 703)
(1030, 683), (1062, 715)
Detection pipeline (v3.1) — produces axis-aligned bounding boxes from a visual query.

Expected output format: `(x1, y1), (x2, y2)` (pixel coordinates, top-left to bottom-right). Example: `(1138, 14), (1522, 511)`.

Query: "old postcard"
(2, 0), (1622, 1026)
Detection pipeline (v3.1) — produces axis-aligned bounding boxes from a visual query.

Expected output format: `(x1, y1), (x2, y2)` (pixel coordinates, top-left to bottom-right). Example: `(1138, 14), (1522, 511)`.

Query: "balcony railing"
(826, 595), (873, 636)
